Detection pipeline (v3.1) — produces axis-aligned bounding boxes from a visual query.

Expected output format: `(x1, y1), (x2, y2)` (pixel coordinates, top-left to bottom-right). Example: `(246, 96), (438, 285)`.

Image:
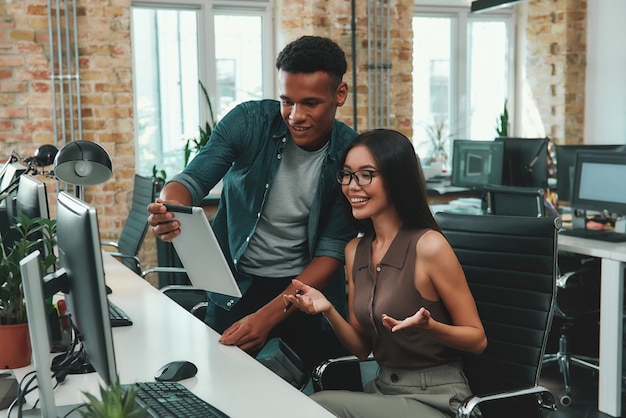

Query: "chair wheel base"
(559, 392), (572, 407)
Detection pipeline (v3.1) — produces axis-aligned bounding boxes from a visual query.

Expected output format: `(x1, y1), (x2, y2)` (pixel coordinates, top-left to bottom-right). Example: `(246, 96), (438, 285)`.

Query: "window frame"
(413, 5), (516, 142)
(130, 0), (274, 175)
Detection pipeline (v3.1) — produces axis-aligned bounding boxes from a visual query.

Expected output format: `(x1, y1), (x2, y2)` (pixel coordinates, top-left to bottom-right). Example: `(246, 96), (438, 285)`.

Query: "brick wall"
(1, 0), (586, 278)
(0, 0), (144, 267)
(524, 0), (587, 145)
(279, 0), (414, 137)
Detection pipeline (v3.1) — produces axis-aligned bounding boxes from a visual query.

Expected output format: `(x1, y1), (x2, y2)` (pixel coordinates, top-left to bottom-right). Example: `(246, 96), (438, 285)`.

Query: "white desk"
(7, 253), (333, 417)
(558, 234), (625, 417)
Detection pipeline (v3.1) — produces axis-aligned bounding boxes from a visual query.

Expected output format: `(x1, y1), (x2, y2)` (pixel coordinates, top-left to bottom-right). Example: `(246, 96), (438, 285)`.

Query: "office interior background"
(1, 0), (625, 277)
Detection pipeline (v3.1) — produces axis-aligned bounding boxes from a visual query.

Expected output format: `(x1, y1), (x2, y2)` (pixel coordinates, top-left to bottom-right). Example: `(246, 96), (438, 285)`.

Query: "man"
(147, 36), (358, 372)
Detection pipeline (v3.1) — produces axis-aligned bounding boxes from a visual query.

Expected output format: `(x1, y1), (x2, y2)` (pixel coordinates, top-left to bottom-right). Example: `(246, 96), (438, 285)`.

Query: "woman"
(284, 129), (487, 417)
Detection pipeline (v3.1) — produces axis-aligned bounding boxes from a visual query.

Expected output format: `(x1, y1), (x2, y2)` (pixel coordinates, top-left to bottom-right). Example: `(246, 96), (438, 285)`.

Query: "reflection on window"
(214, 15), (264, 120)
(413, 11), (512, 167)
(413, 17), (451, 162)
(131, 4), (270, 179)
(132, 7), (200, 178)
(469, 20), (509, 140)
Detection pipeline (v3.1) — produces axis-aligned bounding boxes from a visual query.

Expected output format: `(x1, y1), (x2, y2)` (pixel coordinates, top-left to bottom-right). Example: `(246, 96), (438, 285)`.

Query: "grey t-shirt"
(238, 138), (328, 277)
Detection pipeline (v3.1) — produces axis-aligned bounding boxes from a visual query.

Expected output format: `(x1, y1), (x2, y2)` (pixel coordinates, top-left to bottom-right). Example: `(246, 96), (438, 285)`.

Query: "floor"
(539, 363), (623, 418)
(539, 314), (625, 418)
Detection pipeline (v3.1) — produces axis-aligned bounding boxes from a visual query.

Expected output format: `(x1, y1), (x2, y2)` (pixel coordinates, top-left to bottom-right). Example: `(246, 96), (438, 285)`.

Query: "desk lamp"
(24, 144), (59, 174)
(53, 140), (112, 199)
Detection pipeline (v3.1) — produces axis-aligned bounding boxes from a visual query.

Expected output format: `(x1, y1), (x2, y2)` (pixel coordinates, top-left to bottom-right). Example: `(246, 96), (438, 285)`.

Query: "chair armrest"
(160, 284), (196, 293)
(107, 251), (137, 260)
(141, 267), (187, 279)
(101, 240), (119, 250)
(456, 385), (556, 418)
(190, 301), (208, 315)
(160, 285), (208, 314)
(312, 354), (375, 392)
(107, 252), (140, 265)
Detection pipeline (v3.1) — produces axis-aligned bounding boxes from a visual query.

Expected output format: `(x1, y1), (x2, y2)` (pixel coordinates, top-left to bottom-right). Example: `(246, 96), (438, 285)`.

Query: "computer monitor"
(571, 151), (626, 218)
(55, 191), (117, 381)
(18, 193), (117, 416)
(20, 251), (59, 417)
(7, 175), (52, 261)
(496, 137), (549, 188)
(0, 162), (27, 202)
(15, 175), (50, 220)
(555, 144), (624, 204)
(450, 140), (504, 189)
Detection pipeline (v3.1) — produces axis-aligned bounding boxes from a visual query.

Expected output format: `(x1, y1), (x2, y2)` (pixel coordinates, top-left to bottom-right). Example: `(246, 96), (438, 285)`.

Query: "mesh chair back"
(116, 174), (160, 271)
(436, 212), (559, 418)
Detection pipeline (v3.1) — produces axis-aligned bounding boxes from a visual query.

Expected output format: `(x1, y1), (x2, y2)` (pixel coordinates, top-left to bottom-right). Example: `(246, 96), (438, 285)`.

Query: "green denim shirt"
(168, 99), (358, 319)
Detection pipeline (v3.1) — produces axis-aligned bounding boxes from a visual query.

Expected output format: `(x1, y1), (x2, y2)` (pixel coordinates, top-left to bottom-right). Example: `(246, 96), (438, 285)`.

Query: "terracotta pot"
(0, 323), (32, 369)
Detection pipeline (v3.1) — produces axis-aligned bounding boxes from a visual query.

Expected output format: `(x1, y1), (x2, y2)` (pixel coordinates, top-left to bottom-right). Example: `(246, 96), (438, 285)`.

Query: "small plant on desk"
(79, 379), (146, 418)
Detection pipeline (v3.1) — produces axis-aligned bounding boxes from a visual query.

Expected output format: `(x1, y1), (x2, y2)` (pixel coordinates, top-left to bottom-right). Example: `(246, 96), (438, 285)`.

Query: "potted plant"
(79, 379), (146, 418)
(496, 99), (509, 137)
(0, 214), (57, 368)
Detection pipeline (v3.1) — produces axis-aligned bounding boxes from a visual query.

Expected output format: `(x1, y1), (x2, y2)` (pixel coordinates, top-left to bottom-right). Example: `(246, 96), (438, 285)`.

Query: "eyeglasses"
(336, 169), (380, 186)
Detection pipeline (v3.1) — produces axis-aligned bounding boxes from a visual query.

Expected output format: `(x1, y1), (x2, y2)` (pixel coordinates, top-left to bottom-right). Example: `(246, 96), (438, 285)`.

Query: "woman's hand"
(381, 307), (431, 332)
(282, 279), (332, 315)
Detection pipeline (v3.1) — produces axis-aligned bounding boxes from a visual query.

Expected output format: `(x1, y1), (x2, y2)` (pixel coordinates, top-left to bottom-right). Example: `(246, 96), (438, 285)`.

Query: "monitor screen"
(53, 191), (118, 385)
(555, 144), (624, 204)
(11, 175), (51, 261)
(20, 251), (59, 417)
(496, 137), (549, 188)
(450, 140), (504, 189)
(16, 174), (50, 220)
(0, 162), (27, 201)
(571, 151), (626, 216)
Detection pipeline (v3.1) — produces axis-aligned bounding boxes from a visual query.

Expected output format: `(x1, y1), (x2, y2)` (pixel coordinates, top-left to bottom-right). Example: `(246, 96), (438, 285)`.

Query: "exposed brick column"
(279, 0), (413, 138)
(524, 0), (587, 145)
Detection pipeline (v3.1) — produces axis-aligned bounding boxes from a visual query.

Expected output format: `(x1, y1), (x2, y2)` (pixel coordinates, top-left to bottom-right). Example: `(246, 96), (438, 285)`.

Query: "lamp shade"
(32, 144), (59, 166)
(53, 140), (113, 186)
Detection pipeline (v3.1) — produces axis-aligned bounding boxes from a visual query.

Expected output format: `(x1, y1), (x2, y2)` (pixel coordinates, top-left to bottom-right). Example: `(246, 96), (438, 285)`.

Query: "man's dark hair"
(276, 36), (347, 88)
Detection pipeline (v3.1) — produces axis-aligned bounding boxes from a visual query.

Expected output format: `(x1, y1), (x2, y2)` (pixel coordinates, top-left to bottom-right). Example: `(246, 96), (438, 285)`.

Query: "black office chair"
(313, 213), (559, 418)
(101, 174), (162, 275)
(485, 184), (546, 217)
(485, 184), (602, 406)
(542, 253), (601, 407)
(159, 284), (208, 320)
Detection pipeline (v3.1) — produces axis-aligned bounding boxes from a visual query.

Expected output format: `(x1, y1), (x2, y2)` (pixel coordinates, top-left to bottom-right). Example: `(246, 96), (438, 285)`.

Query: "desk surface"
(7, 253), (333, 417)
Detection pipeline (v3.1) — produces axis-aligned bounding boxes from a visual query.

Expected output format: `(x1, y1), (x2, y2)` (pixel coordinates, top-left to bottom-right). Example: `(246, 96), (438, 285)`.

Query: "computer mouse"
(154, 360), (198, 382)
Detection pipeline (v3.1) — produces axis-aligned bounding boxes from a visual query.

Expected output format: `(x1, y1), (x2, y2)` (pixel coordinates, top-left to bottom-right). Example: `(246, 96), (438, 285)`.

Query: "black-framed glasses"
(336, 169), (380, 186)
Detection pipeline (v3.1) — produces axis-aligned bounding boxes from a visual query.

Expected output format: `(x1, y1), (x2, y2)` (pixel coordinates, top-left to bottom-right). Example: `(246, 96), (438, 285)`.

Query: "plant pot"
(0, 323), (32, 369)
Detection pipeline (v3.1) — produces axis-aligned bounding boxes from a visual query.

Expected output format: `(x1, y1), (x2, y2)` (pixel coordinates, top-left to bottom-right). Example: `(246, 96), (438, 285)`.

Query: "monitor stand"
(21, 404), (83, 417)
(571, 208), (587, 230)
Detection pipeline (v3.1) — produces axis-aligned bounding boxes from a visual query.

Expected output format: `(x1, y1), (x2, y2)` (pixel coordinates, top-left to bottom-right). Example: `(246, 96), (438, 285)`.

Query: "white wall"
(584, 0), (626, 144)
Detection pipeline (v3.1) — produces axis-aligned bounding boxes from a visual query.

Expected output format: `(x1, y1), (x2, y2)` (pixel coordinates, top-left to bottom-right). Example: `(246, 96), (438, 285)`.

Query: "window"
(412, 6), (514, 164)
(131, 1), (273, 179)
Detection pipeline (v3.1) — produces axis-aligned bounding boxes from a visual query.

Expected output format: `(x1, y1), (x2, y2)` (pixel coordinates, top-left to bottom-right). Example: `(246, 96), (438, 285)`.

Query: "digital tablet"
(165, 204), (242, 298)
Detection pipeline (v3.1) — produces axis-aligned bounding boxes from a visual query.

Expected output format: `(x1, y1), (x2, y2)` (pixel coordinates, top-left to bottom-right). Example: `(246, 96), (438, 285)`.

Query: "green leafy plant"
(0, 215), (57, 325)
(151, 164), (167, 183)
(80, 379), (146, 418)
(151, 81), (218, 181)
(183, 80), (217, 167)
(496, 99), (509, 137)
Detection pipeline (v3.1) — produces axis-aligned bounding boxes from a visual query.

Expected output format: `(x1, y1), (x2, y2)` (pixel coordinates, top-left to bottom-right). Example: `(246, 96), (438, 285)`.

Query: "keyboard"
(108, 299), (133, 327)
(560, 228), (626, 242)
(123, 381), (229, 418)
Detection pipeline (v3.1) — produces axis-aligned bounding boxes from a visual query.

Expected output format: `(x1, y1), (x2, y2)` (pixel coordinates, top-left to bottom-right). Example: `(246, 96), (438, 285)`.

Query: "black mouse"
(154, 360), (198, 382)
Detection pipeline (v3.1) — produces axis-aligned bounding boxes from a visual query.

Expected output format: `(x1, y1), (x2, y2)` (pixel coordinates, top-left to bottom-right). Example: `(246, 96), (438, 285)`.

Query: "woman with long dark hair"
(284, 129), (486, 417)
